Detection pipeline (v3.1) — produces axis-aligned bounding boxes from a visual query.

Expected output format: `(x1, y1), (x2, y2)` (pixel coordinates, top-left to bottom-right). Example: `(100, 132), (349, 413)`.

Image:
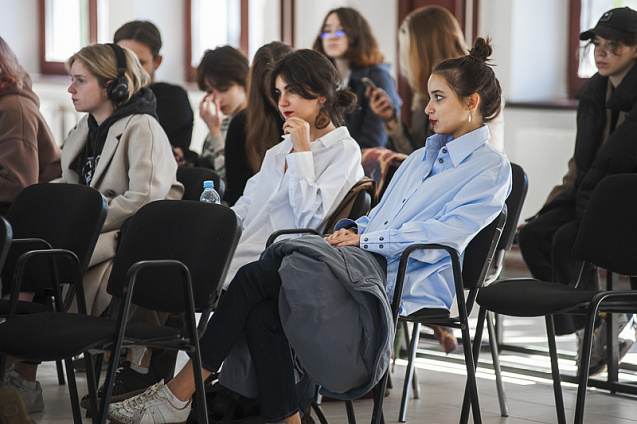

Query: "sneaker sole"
(80, 387), (147, 410)
(108, 415), (186, 424)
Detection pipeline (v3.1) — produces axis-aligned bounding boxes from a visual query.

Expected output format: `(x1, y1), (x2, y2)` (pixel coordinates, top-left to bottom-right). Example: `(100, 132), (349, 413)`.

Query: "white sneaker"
(3, 370), (44, 413)
(107, 380), (191, 424)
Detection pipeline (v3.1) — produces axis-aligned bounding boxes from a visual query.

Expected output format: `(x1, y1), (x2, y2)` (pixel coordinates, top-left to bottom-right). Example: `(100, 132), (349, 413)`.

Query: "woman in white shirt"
(224, 48), (365, 289)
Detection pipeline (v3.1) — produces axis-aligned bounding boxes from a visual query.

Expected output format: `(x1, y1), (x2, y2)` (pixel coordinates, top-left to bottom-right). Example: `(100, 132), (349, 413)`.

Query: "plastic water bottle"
(200, 180), (221, 204)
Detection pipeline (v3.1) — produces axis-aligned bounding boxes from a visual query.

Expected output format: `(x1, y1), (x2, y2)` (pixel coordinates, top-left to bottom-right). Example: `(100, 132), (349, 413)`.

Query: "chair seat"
(0, 299), (47, 315)
(477, 279), (598, 317)
(402, 307), (450, 322)
(0, 313), (180, 361)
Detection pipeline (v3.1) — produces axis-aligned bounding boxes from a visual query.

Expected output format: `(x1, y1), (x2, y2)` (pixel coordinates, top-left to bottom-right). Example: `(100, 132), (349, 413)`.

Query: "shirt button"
(363, 245), (368, 249)
(402, 199), (406, 203)
(384, 221), (388, 225)
(442, 149), (447, 154)
(379, 245), (384, 248)
(379, 237), (384, 241)
(364, 238), (368, 241)
(439, 159), (443, 163)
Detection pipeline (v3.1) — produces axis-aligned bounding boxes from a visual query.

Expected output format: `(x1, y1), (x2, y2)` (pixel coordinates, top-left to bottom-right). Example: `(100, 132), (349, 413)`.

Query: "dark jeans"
(518, 204), (599, 335)
(198, 256), (298, 423)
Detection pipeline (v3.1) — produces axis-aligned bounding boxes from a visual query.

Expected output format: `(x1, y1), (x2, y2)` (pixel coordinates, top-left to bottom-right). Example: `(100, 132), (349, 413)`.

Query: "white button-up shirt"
(224, 126), (364, 288)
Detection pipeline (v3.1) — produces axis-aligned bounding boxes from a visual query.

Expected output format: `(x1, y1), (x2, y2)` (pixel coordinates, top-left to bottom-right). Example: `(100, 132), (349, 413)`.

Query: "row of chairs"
(372, 171), (637, 424)
(1, 166), (635, 424)
(0, 184), (242, 424)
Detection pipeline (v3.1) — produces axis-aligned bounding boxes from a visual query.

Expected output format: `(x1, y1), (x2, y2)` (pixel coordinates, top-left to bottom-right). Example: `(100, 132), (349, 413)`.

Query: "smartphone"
(362, 77), (379, 92)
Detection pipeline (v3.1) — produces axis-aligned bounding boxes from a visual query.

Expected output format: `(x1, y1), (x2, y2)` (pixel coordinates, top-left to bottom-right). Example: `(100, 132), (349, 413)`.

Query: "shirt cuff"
(359, 231), (389, 253)
(286, 151), (315, 179)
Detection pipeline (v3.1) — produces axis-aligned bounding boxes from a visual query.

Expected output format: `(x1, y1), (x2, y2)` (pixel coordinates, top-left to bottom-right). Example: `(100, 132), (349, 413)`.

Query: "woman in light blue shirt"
(107, 38), (511, 424)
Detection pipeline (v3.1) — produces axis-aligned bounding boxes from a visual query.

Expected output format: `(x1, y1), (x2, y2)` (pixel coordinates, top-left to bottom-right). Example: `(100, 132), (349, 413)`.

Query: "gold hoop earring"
(315, 106), (329, 129)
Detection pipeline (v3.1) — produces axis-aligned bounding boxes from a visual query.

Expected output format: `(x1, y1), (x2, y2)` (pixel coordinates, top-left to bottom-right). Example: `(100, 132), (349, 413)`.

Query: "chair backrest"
(106, 200), (242, 313)
(461, 209), (507, 290)
(322, 177), (377, 234)
(177, 166), (226, 201)
(3, 184), (107, 290)
(573, 174), (637, 276)
(497, 163), (528, 252)
(361, 147), (408, 200)
(0, 217), (12, 282)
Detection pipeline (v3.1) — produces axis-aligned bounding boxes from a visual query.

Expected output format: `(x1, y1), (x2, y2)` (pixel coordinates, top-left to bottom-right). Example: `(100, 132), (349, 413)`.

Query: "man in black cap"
(518, 6), (637, 376)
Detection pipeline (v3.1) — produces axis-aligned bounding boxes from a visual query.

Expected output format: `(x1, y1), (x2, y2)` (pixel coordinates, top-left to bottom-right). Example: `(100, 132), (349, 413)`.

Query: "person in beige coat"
(56, 43), (183, 318)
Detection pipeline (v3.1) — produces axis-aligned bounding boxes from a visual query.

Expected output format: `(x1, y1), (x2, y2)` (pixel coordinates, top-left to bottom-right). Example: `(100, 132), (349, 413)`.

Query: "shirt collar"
(424, 125), (491, 167)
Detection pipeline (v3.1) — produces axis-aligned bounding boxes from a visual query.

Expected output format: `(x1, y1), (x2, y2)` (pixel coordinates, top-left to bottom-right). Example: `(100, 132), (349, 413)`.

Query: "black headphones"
(106, 43), (128, 103)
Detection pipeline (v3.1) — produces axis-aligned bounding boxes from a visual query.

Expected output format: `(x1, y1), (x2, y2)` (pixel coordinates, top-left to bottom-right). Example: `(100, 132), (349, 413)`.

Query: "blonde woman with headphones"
(58, 43), (183, 318)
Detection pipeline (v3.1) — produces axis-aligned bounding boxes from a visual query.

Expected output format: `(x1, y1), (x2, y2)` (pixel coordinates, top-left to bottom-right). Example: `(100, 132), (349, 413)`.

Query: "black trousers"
(197, 257), (300, 422)
(518, 203), (599, 335)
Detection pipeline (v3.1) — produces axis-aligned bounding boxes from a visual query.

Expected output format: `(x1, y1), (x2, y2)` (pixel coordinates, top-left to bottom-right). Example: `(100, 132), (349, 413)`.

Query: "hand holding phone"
(362, 77), (379, 93)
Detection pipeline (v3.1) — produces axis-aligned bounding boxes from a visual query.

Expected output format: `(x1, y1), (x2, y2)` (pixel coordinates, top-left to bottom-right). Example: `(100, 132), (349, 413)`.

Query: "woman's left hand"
(283, 117), (311, 152)
(324, 228), (361, 247)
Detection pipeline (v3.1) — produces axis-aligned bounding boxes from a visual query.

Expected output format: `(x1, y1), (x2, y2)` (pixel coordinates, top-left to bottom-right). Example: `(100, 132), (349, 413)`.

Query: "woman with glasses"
(313, 7), (401, 150)
(518, 6), (637, 376)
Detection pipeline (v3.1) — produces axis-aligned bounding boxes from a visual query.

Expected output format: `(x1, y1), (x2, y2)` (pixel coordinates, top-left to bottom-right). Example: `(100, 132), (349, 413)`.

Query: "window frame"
(184, 0), (250, 83)
(39, 0), (98, 75)
(567, 0), (586, 99)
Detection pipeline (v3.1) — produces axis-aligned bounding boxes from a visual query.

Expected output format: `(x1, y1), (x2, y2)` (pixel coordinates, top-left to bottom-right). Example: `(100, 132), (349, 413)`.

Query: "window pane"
(578, 0), (637, 78)
(45, 0), (89, 62)
(191, 0), (242, 67)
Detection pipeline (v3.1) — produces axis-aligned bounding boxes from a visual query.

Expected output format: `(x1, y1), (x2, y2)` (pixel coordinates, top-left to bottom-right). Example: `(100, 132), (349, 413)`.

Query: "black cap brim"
(580, 25), (629, 40)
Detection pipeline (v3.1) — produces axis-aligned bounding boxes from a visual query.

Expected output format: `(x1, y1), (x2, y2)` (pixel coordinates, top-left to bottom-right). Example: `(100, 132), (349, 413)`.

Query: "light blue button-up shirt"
(336, 125), (511, 315)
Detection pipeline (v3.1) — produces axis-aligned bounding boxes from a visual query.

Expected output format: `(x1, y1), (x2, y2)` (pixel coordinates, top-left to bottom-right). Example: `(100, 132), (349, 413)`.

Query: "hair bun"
(469, 37), (493, 63)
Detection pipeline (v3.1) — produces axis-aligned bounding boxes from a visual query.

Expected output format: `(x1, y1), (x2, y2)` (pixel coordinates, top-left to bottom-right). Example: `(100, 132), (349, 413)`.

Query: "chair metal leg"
(345, 400), (357, 424)
(370, 371), (388, 424)
(399, 322), (421, 422)
(460, 306), (488, 424)
(486, 310), (509, 417)
(83, 353), (100, 423)
(63, 356), (84, 424)
(55, 360), (66, 385)
(311, 400), (329, 424)
(460, 320), (482, 424)
(545, 316), (566, 424)
(402, 322), (420, 399)
(574, 308), (599, 424)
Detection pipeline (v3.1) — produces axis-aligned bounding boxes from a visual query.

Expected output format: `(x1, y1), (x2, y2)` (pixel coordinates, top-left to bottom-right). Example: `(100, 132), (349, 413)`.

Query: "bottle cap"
(203, 180), (214, 189)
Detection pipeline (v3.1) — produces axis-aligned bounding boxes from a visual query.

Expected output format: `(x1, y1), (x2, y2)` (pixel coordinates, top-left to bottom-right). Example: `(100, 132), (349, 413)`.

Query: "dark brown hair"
(269, 49), (357, 127)
(113, 20), (163, 59)
(312, 7), (384, 68)
(432, 37), (502, 124)
(245, 42), (293, 172)
(196, 45), (249, 91)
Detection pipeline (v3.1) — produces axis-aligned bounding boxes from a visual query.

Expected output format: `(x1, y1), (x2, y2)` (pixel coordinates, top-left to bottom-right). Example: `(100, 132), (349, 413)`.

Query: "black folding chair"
(390, 210), (506, 424)
(177, 165), (225, 201)
(476, 173), (637, 424)
(0, 200), (242, 424)
(266, 177), (376, 246)
(458, 162), (528, 421)
(0, 183), (107, 391)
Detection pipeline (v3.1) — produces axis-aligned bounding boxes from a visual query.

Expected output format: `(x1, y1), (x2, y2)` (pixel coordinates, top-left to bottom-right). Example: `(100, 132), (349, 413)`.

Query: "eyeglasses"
(320, 30), (345, 40)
